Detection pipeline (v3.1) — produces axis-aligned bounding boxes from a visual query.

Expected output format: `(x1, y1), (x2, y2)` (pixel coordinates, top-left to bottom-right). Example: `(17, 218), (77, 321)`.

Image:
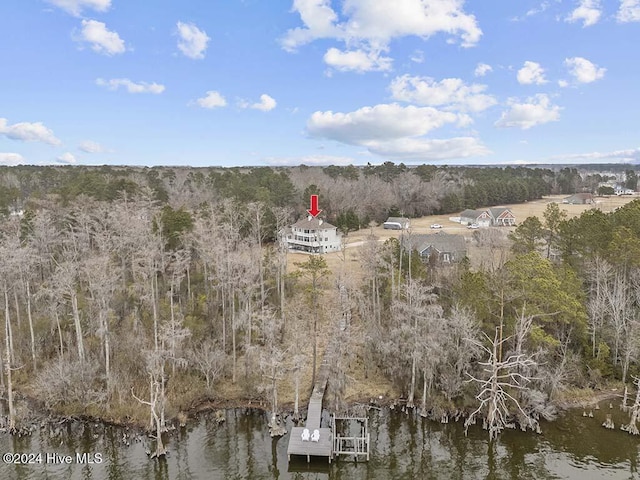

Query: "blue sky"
(0, 0), (639, 167)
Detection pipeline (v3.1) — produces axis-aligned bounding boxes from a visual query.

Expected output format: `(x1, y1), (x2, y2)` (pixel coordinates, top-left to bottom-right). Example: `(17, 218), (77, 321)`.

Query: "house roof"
(460, 209), (486, 219)
(488, 207), (514, 218)
(292, 216), (336, 230)
(384, 217), (410, 224)
(564, 193), (593, 200)
(402, 233), (466, 255)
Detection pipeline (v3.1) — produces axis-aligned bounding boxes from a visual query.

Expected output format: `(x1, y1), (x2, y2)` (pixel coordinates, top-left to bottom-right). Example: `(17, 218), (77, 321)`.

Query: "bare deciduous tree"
(189, 339), (225, 390)
(622, 376), (640, 435)
(465, 328), (539, 440)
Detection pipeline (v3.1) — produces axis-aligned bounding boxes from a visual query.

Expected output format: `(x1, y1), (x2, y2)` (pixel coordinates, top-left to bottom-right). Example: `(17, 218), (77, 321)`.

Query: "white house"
(285, 216), (342, 254)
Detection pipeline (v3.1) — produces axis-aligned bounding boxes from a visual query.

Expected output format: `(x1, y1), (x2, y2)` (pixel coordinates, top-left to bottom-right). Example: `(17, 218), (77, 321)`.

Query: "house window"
(443, 253), (450, 263)
(325, 237), (328, 241)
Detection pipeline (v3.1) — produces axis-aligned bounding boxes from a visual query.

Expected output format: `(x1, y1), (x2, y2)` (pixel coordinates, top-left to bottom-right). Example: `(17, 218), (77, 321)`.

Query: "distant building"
(383, 217), (410, 230)
(402, 232), (467, 264)
(562, 193), (594, 205)
(459, 207), (516, 227)
(459, 209), (492, 227)
(487, 207), (516, 227)
(284, 216), (342, 254)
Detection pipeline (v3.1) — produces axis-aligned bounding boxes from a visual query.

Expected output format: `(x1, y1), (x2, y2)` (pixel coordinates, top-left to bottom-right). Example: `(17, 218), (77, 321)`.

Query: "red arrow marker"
(307, 194), (322, 217)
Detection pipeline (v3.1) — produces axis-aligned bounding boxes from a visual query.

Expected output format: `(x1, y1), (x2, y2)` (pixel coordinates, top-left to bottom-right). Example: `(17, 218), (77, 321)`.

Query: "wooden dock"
(332, 415), (370, 461)
(287, 427), (333, 462)
(286, 335), (370, 464)
(287, 343), (335, 463)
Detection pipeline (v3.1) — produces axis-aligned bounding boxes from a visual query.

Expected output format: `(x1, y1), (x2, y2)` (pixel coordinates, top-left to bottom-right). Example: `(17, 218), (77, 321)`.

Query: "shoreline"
(6, 386), (627, 437)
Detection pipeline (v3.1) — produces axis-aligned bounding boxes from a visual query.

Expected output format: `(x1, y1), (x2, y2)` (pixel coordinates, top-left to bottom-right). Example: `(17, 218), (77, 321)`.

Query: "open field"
(345, 194), (639, 243)
(287, 194), (640, 275)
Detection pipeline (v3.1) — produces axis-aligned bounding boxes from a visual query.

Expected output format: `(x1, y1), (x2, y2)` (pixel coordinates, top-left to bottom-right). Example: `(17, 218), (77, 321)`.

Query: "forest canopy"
(1, 163), (639, 442)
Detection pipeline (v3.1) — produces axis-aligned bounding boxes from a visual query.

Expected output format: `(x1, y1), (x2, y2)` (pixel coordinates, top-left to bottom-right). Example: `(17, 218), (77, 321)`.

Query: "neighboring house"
(487, 207), (516, 227)
(459, 209), (492, 227)
(460, 207), (516, 227)
(562, 193), (594, 205)
(284, 216), (342, 254)
(402, 232), (467, 264)
(383, 217), (410, 230)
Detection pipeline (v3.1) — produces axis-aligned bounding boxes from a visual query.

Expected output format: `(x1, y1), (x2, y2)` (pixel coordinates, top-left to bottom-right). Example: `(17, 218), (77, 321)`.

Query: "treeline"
(506, 200), (640, 385)
(2, 163), (633, 233)
(362, 199), (640, 439)
(0, 196), (300, 451)
(1, 171), (640, 445)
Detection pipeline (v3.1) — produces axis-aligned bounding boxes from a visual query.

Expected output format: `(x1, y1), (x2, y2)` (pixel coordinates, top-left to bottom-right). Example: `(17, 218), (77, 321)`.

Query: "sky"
(0, 0), (639, 167)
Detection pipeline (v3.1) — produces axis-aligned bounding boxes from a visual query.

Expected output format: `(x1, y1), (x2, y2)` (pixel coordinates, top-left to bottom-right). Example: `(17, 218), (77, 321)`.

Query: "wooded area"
(0, 163), (639, 450)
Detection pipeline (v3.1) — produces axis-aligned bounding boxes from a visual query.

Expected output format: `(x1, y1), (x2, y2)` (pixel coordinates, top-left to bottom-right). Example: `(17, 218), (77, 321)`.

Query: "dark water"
(0, 404), (639, 480)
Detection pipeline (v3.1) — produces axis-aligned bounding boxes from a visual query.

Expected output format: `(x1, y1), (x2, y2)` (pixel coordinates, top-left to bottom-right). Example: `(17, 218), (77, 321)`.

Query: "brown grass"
(287, 194), (639, 275)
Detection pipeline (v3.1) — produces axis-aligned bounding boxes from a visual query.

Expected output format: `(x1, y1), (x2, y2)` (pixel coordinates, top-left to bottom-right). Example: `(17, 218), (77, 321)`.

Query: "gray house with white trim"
(460, 207), (516, 227)
(402, 233), (467, 264)
(460, 209), (491, 227)
(487, 207), (516, 226)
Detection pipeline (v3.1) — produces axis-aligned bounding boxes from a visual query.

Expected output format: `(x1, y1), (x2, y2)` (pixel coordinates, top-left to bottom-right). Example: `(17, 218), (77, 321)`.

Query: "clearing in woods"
(287, 194), (639, 275)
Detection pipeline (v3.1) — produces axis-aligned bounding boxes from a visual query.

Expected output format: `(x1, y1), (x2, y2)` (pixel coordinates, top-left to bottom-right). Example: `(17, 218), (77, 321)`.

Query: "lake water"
(0, 404), (638, 479)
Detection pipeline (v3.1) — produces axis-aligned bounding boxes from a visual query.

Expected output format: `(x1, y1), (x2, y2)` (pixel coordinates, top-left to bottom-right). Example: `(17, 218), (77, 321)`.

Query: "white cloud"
(474, 62), (492, 77)
(250, 94), (277, 112)
(558, 79), (569, 88)
(517, 61), (547, 85)
(306, 103), (487, 160)
(566, 0), (602, 27)
(57, 152), (77, 164)
(526, 1), (551, 17)
(510, 1), (551, 21)
(549, 148), (640, 163)
(308, 103), (461, 143)
(0, 118), (62, 146)
(495, 94), (561, 130)
(265, 154), (356, 166)
(176, 22), (210, 60)
(564, 56), (606, 83)
(45, 0), (111, 16)
(410, 50), (424, 63)
(0, 153), (26, 166)
(343, 0), (482, 47)
(79, 140), (106, 153)
(323, 47), (392, 72)
(282, 0), (482, 71)
(281, 0), (340, 51)
(194, 91), (227, 109)
(389, 75), (497, 112)
(364, 137), (490, 160)
(77, 19), (125, 56)
(96, 78), (165, 94)
(618, 0), (640, 22)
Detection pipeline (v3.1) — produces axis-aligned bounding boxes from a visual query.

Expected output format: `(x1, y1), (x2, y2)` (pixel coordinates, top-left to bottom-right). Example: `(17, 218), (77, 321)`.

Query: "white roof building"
(285, 216), (342, 254)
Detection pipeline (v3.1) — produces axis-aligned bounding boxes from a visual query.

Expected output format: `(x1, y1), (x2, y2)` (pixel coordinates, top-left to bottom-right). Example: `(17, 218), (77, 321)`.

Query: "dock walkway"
(287, 341), (336, 463)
